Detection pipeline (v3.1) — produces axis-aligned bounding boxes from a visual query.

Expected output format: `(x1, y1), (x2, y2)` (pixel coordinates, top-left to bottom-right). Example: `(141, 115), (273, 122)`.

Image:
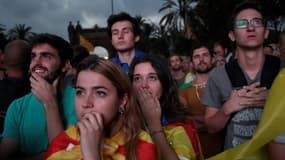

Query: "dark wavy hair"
(31, 33), (73, 64)
(129, 53), (190, 123)
(107, 12), (141, 38)
(76, 55), (143, 160)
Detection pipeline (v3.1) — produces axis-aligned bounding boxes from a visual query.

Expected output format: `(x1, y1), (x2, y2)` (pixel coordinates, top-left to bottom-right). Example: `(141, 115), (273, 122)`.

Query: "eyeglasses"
(234, 18), (264, 29)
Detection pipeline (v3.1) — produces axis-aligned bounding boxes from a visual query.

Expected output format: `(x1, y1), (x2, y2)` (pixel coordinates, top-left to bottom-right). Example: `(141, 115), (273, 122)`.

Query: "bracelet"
(150, 130), (164, 136)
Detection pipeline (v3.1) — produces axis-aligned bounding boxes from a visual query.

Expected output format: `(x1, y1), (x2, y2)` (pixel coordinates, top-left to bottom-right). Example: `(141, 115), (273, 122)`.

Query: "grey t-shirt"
(273, 132), (285, 143)
(202, 65), (263, 149)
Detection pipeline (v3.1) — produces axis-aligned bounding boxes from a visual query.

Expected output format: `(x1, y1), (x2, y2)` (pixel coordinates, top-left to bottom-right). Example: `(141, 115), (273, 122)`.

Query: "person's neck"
(118, 49), (136, 65)
(172, 69), (185, 80)
(195, 73), (209, 84)
(108, 117), (123, 138)
(236, 47), (265, 79)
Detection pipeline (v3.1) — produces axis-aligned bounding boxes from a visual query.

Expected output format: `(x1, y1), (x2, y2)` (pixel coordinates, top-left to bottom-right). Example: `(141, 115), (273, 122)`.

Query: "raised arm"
(137, 87), (180, 160)
(30, 73), (63, 142)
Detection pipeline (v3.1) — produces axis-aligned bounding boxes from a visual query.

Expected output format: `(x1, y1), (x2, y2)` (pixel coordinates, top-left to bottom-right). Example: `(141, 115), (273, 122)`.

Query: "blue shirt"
(112, 50), (144, 73)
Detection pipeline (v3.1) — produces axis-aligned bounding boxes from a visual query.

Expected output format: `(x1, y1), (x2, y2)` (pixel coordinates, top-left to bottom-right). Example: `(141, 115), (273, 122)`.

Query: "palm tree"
(8, 24), (35, 40)
(0, 24), (5, 32)
(0, 24), (7, 51)
(135, 16), (161, 39)
(159, 0), (203, 39)
(134, 16), (163, 53)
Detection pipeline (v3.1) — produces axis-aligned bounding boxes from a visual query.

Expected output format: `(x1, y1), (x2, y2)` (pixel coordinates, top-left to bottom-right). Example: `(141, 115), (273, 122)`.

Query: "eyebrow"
(31, 51), (55, 56)
(133, 72), (157, 76)
(75, 85), (109, 91)
(236, 17), (263, 20)
(112, 27), (132, 31)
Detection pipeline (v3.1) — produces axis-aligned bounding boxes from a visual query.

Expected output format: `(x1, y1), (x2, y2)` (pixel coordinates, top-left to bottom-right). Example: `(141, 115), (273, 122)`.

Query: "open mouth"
(32, 67), (47, 74)
(247, 35), (256, 39)
(34, 69), (45, 73)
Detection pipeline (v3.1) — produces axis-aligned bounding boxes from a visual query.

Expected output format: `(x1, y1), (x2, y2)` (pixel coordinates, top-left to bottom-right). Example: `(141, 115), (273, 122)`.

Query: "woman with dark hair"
(45, 56), (157, 160)
(129, 54), (202, 160)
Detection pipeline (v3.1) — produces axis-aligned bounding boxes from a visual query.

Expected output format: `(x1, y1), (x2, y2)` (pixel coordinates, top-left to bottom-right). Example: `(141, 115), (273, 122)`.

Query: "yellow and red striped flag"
(79, 35), (94, 52)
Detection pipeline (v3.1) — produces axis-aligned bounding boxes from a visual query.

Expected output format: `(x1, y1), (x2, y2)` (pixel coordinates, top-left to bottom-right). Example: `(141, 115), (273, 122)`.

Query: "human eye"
(41, 52), (52, 59)
(193, 55), (200, 59)
(204, 52), (211, 58)
(123, 28), (131, 34)
(235, 19), (248, 28)
(31, 53), (36, 59)
(112, 30), (119, 36)
(133, 75), (142, 82)
(96, 90), (106, 97)
(252, 18), (263, 27)
(75, 88), (84, 97)
(149, 74), (158, 81)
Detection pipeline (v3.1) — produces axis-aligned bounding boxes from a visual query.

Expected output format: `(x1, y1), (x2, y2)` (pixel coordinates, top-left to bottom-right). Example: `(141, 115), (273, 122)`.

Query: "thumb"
(53, 76), (60, 88)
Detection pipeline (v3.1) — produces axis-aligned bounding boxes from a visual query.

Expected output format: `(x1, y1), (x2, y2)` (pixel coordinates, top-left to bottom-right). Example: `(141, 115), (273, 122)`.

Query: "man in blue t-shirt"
(107, 12), (143, 73)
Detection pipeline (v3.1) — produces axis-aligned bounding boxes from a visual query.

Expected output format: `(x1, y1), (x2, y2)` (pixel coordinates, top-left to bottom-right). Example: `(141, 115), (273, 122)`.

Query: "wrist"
(150, 129), (164, 137)
(222, 100), (235, 116)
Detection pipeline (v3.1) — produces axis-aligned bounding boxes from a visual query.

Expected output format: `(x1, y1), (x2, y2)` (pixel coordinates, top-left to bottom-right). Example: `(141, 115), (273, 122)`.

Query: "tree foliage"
(157, 0), (285, 50)
(8, 24), (36, 41)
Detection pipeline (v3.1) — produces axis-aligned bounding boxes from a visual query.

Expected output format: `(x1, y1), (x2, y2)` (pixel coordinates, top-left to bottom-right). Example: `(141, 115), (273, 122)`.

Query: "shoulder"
(207, 66), (229, 86)
(179, 83), (193, 91)
(45, 126), (80, 159)
(138, 130), (153, 144)
(163, 121), (201, 160)
(209, 65), (227, 77)
(8, 93), (33, 109)
(6, 93), (43, 121)
(135, 50), (144, 57)
(111, 53), (120, 63)
(136, 130), (158, 160)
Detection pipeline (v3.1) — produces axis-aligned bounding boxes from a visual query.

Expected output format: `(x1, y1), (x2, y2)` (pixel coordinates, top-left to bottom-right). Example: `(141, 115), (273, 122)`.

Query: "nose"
(198, 56), (205, 63)
(247, 22), (255, 31)
(140, 78), (149, 88)
(118, 31), (124, 39)
(82, 94), (94, 108)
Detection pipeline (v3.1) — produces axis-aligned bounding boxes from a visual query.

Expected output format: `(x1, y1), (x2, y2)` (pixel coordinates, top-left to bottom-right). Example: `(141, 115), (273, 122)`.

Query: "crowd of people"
(0, 0), (284, 160)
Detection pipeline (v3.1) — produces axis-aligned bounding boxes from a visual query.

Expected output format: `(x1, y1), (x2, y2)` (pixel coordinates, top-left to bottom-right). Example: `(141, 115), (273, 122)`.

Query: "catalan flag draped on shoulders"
(45, 125), (157, 160)
(163, 118), (203, 160)
(207, 69), (285, 160)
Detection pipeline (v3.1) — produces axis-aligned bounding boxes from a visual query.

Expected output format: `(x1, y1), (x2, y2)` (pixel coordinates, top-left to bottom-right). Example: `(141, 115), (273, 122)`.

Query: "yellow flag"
(79, 35), (94, 52)
(207, 69), (285, 160)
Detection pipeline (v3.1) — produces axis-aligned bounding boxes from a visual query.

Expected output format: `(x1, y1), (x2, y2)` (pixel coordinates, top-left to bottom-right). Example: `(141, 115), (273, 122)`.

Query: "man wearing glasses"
(202, 0), (283, 150)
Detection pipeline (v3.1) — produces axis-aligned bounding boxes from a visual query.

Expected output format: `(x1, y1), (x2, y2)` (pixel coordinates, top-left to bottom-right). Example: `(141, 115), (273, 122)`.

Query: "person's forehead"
(32, 43), (58, 55)
(235, 8), (262, 19)
(111, 20), (133, 30)
(194, 47), (210, 54)
(170, 55), (180, 60)
(214, 44), (223, 50)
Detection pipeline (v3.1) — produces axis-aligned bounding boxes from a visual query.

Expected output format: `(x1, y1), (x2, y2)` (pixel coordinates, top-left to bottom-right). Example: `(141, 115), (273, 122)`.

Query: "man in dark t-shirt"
(0, 40), (31, 134)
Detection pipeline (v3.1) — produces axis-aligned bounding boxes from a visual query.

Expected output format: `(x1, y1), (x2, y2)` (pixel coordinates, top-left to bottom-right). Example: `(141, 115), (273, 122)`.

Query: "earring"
(118, 107), (125, 115)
